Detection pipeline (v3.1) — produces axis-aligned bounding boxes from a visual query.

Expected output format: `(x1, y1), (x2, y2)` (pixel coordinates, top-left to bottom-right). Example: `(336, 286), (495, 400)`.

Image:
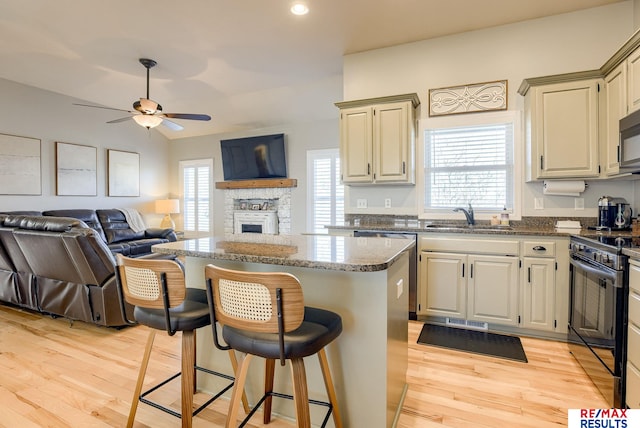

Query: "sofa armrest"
(145, 228), (177, 242)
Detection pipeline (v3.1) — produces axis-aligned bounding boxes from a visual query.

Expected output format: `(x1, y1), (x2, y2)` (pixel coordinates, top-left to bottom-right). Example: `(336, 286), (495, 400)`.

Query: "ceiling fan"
(74, 58), (211, 131)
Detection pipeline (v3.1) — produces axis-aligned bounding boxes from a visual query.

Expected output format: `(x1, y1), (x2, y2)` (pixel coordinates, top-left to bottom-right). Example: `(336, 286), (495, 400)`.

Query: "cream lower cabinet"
(421, 252), (466, 318)
(419, 236), (519, 327)
(419, 234), (569, 334)
(467, 255), (519, 326)
(626, 259), (640, 408)
(521, 257), (555, 331)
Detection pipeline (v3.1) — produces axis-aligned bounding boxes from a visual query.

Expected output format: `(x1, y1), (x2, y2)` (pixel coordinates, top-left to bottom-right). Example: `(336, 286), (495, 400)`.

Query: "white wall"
(342, 2), (637, 218)
(0, 78), (171, 225)
(167, 118), (339, 234)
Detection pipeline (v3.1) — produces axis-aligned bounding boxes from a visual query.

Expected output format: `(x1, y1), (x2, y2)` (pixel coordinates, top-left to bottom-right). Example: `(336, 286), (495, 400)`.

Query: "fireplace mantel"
(215, 178), (297, 190)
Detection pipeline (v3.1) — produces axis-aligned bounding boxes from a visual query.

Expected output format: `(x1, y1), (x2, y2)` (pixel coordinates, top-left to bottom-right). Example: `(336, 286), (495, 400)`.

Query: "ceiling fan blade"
(74, 103), (134, 113)
(160, 118), (184, 131)
(106, 116), (134, 124)
(163, 113), (211, 121)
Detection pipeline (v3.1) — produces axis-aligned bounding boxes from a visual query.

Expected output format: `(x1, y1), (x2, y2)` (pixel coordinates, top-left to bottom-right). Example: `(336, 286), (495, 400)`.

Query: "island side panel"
(385, 251), (409, 426)
(185, 255), (408, 428)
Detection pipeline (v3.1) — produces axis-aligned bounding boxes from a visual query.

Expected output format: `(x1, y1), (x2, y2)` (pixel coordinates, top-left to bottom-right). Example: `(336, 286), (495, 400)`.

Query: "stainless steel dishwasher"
(353, 230), (418, 320)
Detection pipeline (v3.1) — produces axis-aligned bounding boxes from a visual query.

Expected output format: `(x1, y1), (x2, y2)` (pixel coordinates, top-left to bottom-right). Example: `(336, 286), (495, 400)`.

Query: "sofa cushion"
(18, 216), (86, 233)
(126, 238), (170, 256)
(97, 209), (145, 244)
(43, 209), (107, 242)
(107, 242), (131, 256)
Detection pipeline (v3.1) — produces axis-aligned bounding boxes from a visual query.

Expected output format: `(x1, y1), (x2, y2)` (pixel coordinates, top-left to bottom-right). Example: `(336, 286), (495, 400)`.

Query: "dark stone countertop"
(152, 233), (415, 272)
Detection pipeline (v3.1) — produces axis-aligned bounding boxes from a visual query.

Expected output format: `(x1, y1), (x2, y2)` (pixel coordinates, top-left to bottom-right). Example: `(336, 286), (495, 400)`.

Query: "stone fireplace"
(219, 180), (295, 235)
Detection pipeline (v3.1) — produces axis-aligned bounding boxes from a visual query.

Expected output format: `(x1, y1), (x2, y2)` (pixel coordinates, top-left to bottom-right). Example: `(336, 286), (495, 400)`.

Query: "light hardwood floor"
(0, 304), (607, 427)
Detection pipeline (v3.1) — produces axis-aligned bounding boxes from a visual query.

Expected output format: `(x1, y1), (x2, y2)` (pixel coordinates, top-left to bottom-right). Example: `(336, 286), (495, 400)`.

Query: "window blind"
(180, 159), (212, 234)
(424, 123), (514, 211)
(307, 149), (344, 234)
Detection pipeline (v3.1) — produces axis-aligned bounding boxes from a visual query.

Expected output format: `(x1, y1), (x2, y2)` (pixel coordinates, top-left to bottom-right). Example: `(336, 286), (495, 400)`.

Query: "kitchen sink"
(424, 224), (513, 231)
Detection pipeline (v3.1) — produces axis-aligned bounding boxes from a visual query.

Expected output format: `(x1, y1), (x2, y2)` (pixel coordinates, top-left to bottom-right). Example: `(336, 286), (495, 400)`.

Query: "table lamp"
(155, 199), (180, 229)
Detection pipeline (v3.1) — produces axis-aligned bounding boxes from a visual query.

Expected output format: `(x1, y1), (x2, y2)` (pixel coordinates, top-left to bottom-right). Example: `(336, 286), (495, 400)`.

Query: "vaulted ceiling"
(0, 0), (625, 138)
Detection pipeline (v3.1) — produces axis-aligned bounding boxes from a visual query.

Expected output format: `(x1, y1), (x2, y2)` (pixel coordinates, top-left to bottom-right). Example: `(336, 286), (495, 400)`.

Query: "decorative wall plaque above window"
(428, 80), (507, 116)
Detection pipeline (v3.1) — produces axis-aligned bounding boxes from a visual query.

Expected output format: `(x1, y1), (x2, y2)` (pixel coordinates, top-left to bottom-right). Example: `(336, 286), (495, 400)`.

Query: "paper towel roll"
(543, 180), (586, 196)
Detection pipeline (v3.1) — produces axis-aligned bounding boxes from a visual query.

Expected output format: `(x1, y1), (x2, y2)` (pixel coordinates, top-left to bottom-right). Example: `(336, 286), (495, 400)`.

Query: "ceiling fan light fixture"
(133, 114), (163, 129)
(290, 2), (309, 15)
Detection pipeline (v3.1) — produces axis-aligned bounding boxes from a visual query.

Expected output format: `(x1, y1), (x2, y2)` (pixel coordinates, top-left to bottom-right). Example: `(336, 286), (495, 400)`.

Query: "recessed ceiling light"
(290, 2), (309, 15)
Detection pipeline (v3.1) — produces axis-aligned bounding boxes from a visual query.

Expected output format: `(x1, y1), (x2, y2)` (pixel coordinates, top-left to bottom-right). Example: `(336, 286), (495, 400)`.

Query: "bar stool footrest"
(138, 365), (235, 419)
(238, 391), (333, 428)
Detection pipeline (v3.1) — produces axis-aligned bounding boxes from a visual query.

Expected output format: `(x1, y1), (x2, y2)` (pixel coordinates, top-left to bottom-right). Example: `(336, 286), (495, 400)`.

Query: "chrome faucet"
(453, 204), (475, 225)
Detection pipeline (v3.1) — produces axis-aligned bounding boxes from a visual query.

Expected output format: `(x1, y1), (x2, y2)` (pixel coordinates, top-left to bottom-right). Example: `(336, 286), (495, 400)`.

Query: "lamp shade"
(133, 114), (163, 129)
(155, 199), (180, 214)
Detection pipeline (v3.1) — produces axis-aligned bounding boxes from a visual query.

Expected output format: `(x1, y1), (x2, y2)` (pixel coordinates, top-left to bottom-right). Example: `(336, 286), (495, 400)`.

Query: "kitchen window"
(307, 149), (344, 234)
(423, 111), (519, 218)
(180, 158), (213, 237)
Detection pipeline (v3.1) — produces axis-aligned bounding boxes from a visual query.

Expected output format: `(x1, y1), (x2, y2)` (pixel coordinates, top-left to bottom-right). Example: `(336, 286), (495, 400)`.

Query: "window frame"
(306, 148), (344, 234)
(179, 158), (213, 238)
(417, 110), (522, 221)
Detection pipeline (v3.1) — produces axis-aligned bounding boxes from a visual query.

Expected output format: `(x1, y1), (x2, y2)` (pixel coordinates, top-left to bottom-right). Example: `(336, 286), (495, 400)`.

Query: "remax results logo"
(568, 409), (640, 427)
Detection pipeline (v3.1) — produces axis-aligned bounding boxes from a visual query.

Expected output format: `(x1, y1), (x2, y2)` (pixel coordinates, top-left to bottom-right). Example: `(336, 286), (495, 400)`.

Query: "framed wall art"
(56, 142), (97, 196)
(0, 133), (41, 195)
(429, 79), (508, 117)
(107, 149), (140, 197)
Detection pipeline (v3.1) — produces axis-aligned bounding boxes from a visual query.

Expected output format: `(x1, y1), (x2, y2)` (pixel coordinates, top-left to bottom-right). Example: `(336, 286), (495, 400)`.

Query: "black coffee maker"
(597, 196), (632, 230)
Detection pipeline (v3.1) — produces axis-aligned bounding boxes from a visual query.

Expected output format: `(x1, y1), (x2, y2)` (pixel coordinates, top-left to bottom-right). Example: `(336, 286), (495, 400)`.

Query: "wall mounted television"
(220, 133), (287, 180)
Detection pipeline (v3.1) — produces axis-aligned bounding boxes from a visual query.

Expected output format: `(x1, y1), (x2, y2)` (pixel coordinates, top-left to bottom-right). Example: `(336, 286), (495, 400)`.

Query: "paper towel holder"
(543, 180), (588, 197)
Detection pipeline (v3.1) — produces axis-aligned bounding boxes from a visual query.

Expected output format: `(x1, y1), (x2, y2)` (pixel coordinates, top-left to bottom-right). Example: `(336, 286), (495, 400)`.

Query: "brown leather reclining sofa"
(0, 209), (177, 327)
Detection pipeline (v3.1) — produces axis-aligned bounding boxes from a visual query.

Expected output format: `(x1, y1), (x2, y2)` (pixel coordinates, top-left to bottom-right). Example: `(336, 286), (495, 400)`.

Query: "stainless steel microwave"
(620, 108), (640, 173)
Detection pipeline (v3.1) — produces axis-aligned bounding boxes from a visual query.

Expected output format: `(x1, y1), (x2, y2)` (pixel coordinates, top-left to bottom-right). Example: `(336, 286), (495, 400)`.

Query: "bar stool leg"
(228, 349), (251, 414)
(290, 358), (311, 428)
(227, 353), (254, 428)
(127, 329), (156, 428)
(318, 348), (343, 428)
(181, 330), (195, 428)
(263, 358), (276, 423)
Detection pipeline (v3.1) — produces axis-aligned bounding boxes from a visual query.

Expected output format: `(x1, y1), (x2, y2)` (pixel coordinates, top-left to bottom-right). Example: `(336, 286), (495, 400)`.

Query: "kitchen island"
(152, 233), (414, 428)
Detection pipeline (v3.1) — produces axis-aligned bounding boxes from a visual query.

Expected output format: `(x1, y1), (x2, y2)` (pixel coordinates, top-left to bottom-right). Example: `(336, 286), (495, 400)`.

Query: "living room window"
(180, 159), (212, 237)
(307, 149), (344, 234)
(423, 111), (519, 218)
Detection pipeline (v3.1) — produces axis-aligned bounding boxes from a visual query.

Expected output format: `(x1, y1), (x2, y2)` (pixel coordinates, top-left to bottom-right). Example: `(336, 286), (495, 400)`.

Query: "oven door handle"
(570, 255), (620, 284)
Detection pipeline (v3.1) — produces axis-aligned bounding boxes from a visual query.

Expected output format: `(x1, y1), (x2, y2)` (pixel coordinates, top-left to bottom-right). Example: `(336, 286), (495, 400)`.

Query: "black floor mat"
(417, 323), (528, 363)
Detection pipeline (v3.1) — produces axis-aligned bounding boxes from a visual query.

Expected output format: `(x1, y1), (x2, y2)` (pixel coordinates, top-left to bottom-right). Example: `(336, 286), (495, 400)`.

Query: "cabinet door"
(467, 255), (519, 326)
(521, 257), (555, 331)
(420, 252), (466, 318)
(628, 47), (640, 114)
(627, 259), (640, 408)
(339, 106), (373, 183)
(374, 101), (411, 183)
(603, 63), (627, 176)
(532, 80), (600, 178)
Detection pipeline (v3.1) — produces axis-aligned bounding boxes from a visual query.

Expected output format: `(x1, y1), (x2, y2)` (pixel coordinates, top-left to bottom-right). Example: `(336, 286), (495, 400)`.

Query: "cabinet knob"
(532, 246), (546, 251)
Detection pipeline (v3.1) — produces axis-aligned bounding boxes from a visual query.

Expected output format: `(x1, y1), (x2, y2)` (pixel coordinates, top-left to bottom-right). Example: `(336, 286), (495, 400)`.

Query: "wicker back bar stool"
(205, 264), (343, 428)
(116, 255), (247, 428)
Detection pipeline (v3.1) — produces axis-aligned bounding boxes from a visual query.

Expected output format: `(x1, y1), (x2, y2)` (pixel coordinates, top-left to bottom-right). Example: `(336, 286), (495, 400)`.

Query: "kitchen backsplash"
(343, 214), (598, 229)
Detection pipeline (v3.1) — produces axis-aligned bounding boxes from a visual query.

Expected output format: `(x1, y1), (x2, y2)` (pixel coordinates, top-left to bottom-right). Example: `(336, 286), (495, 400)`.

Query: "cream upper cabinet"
(602, 63), (626, 176)
(628, 46), (640, 114)
(523, 78), (600, 181)
(336, 93), (419, 185)
(339, 106), (373, 183)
